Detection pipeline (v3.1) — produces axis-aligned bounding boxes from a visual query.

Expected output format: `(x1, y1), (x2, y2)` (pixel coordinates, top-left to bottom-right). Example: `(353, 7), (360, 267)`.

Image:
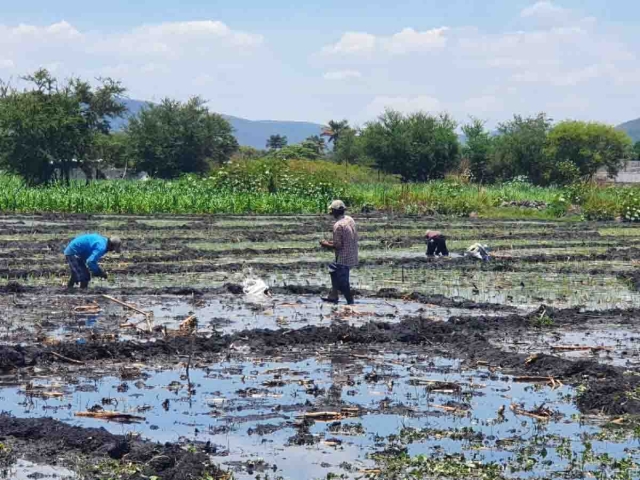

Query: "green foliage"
(462, 118), (494, 183)
(361, 109), (460, 182)
(301, 135), (326, 156)
(266, 134), (288, 150)
(545, 121), (633, 183)
(0, 69), (126, 185)
(126, 97), (238, 179)
(322, 119), (350, 149)
(491, 113), (552, 185)
(333, 128), (367, 166)
(269, 143), (320, 161)
(92, 132), (131, 169)
(634, 141), (640, 160)
(620, 189), (640, 222)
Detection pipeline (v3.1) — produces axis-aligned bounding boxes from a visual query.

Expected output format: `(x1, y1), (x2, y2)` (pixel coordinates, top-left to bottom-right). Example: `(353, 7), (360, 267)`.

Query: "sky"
(0, 0), (639, 128)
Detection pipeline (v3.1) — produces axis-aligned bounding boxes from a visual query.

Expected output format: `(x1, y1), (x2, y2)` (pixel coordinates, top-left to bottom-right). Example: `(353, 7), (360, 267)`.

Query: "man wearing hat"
(64, 233), (122, 289)
(320, 200), (358, 304)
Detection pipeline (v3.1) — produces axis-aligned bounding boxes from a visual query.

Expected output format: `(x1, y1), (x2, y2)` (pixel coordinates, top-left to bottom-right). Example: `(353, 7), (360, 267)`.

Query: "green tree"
(461, 118), (493, 183)
(361, 109), (460, 182)
(491, 113), (552, 184)
(266, 134), (288, 150)
(545, 121), (633, 184)
(321, 119), (350, 149)
(92, 132), (130, 169)
(271, 143), (320, 160)
(126, 97), (237, 179)
(334, 128), (366, 167)
(301, 135), (326, 156)
(634, 141), (640, 161)
(0, 69), (126, 185)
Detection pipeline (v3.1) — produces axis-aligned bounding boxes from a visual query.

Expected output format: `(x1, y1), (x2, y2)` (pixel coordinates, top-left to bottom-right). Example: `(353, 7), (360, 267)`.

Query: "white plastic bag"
(242, 270), (271, 303)
(466, 243), (491, 261)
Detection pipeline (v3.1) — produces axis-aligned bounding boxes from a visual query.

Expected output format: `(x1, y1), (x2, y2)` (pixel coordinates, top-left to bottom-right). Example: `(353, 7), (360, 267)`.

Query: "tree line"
(0, 69), (638, 186)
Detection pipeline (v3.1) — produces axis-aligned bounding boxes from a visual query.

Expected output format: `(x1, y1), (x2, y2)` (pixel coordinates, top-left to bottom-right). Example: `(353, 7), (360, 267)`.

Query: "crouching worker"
(320, 200), (358, 305)
(426, 230), (449, 257)
(64, 234), (122, 289)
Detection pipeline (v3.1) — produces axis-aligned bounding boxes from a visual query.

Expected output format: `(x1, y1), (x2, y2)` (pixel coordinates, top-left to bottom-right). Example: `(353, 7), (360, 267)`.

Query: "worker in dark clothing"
(64, 234), (122, 289)
(426, 230), (449, 257)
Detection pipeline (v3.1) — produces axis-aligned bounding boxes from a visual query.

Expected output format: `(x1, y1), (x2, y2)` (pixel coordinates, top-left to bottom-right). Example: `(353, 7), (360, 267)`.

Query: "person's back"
(64, 234), (107, 261)
(333, 215), (358, 267)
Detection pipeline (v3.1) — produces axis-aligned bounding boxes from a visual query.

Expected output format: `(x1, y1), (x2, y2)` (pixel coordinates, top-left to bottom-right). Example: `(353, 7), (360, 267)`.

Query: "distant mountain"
(111, 99), (324, 150)
(618, 118), (640, 143)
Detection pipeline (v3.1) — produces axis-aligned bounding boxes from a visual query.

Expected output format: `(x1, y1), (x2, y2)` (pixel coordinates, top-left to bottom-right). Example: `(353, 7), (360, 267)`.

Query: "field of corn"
(2, 170), (640, 220)
(1, 212), (640, 479)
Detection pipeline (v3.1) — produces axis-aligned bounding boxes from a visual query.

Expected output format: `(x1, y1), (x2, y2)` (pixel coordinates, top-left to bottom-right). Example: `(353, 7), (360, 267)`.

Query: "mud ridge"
(0, 414), (224, 480)
(1, 311), (638, 414)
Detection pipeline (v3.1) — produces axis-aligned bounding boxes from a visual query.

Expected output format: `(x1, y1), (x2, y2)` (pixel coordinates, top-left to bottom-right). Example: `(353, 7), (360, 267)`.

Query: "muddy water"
(1, 460), (76, 479)
(0, 293), (512, 345)
(0, 351), (636, 479)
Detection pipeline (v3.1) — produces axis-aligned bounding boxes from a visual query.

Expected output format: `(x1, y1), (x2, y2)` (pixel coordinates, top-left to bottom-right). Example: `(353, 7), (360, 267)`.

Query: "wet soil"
(0, 415), (222, 480)
(1, 214), (640, 478)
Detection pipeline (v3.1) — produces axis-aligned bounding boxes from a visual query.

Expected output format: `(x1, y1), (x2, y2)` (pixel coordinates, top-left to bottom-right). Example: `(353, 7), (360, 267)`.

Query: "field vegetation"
(1, 69), (639, 223)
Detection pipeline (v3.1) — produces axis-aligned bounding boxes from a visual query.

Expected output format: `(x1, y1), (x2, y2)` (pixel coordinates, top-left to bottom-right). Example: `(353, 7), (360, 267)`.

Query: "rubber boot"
(322, 272), (340, 303)
(67, 277), (76, 289)
(344, 289), (355, 305)
(79, 281), (89, 289)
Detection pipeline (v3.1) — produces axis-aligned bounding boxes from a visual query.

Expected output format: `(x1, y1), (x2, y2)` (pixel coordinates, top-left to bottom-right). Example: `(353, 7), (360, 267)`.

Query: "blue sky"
(1, 1), (639, 127)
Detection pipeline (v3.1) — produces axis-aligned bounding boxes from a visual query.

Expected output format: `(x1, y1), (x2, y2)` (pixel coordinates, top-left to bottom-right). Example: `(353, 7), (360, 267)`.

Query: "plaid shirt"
(333, 215), (358, 267)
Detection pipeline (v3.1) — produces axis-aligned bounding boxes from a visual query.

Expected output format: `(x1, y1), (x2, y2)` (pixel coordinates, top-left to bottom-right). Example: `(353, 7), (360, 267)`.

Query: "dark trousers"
(427, 236), (449, 257)
(66, 255), (90, 288)
(328, 262), (354, 304)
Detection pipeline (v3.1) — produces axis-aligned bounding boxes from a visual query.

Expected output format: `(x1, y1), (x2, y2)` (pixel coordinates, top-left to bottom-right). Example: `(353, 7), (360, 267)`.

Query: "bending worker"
(320, 200), (358, 305)
(426, 230), (449, 257)
(64, 233), (122, 289)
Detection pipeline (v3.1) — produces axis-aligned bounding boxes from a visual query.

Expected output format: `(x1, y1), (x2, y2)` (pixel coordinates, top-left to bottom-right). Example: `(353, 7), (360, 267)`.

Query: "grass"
(1, 166), (640, 219)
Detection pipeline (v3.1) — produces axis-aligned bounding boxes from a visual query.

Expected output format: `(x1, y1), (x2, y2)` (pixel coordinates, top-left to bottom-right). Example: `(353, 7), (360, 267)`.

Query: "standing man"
(426, 230), (449, 257)
(64, 234), (122, 289)
(320, 200), (358, 305)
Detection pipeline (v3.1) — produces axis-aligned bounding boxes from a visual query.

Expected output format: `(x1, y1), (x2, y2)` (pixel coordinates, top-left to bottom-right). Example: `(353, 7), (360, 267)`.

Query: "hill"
(112, 99), (324, 150)
(617, 118), (640, 143)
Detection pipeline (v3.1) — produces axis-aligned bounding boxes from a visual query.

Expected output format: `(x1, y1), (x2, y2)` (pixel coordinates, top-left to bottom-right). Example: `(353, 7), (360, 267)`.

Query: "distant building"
(595, 161), (640, 184)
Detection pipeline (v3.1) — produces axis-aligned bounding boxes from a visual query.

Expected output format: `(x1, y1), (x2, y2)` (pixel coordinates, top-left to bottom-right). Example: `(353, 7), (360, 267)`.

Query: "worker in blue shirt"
(64, 234), (122, 289)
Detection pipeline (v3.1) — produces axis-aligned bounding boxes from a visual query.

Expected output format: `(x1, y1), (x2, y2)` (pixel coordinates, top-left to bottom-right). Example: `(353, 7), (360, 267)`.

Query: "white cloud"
(0, 59), (14, 69)
(382, 27), (448, 54)
(322, 27), (447, 57)
(322, 2), (640, 127)
(323, 70), (362, 80)
(362, 95), (441, 120)
(520, 1), (567, 20)
(322, 32), (376, 55)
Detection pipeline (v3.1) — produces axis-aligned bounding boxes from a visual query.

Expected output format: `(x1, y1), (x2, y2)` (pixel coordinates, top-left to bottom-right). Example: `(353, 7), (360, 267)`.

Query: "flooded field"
(1, 213), (640, 479)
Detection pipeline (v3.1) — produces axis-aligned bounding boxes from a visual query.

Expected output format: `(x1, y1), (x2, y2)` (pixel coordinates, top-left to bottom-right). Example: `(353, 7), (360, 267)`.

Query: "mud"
(0, 415), (222, 480)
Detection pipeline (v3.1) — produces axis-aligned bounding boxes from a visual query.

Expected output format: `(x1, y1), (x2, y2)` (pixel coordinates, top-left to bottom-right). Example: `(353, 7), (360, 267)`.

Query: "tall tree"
(321, 119), (350, 149)
(491, 113), (552, 184)
(461, 118), (493, 183)
(126, 96), (238, 179)
(266, 134), (288, 150)
(361, 109), (460, 182)
(545, 121), (633, 184)
(0, 69), (126, 185)
(634, 141), (640, 161)
(301, 135), (326, 156)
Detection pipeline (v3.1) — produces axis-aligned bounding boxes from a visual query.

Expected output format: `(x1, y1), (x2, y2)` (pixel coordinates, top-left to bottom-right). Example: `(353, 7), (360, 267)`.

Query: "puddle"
(495, 325), (640, 367)
(0, 351), (636, 479)
(2, 459), (76, 479)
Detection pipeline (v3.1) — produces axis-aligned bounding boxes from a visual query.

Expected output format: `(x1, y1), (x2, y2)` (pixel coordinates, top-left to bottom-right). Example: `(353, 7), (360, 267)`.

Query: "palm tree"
(303, 135), (326, 155)
(266, 134), (288, 150)
(321, 119), (350, 149)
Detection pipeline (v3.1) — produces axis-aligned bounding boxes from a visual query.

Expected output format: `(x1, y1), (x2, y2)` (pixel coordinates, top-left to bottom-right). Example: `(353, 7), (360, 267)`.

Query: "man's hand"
(320, 240), (333, 249)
